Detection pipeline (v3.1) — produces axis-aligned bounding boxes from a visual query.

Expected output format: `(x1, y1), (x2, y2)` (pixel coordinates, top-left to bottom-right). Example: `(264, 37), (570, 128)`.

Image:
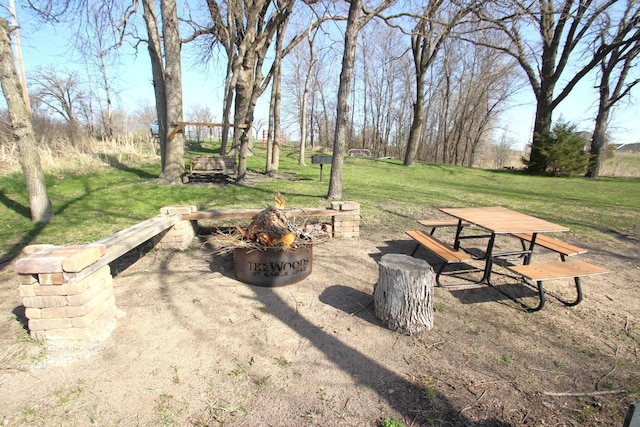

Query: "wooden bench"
(418, 219), (470, 235)
(507, 260), (608, 311)
(405, 230), (473, 287)
(67, 214), (183, 281)
(512, 233), (587, 261)
(186, 155), (236, 182)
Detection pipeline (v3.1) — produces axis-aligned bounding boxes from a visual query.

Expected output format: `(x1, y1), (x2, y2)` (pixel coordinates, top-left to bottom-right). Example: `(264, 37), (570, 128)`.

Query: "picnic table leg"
(453, 220), (464, 250)
(527, 277), (582, 312)
(524, 233), (538, 265)
(527, 280), (547, 312)
(479, 233), (497, 285)
(557, 277), (584, 307)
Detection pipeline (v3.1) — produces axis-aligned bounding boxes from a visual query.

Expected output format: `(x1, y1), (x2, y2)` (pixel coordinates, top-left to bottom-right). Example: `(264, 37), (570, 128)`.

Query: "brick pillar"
(154, 205), (198, 250)
(330, 201), (360, 238)
(15, 245), (117, 341)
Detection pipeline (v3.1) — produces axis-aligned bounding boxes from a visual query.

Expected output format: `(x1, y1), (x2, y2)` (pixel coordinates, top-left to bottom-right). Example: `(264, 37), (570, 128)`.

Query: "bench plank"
(85, 214), (183, 272)
(508, 260), (608, 281)
(405, 230), (471, 263)
(512, 233), (586, 258)
(508, 260), (608, 311)
(182, 208), (354, 221)
(406, 230), (475, 288)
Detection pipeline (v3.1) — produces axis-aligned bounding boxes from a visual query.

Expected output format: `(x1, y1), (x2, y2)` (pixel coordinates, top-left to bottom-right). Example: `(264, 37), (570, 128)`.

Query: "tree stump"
(374, 253), (435, 335)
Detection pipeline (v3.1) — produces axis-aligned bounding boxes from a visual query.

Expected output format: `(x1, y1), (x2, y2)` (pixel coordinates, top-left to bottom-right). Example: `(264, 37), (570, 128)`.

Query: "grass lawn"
(0, 144), (639, 427)
(1, 144), (638, 264)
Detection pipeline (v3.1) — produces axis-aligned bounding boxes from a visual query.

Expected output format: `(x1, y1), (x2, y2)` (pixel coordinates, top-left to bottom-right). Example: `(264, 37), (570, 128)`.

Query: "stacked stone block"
(330, 201), (360, 238)
(15, 244), (117, 341)
(154, 205), (198, 250)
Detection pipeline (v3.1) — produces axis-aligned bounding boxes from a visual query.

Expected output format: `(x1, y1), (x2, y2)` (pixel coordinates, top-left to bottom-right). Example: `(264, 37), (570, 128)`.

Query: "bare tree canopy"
(473, 0), (640, 174)
(587, 1), (640, 179)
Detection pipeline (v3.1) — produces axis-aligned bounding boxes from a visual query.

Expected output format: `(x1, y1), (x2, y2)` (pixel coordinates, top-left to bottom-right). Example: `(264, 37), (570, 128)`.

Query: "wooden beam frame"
(169, 121), (248, 141)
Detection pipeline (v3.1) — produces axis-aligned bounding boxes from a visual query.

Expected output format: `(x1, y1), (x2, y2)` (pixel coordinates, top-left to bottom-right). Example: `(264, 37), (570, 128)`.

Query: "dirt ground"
(0, 224), (639, 426)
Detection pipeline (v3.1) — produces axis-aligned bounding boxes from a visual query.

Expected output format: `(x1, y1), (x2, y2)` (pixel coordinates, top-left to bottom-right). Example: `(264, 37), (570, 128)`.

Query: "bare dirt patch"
(1, 227), (638, 426)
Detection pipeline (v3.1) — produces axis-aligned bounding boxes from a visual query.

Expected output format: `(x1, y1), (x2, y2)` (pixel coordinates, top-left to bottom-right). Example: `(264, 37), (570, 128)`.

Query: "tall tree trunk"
(233, 57), (254, 182)
(267, 23), (286, 175)
(404, 75), (425, 166)
(299, 31), (316, 166)
(98, 51), (114, 138)
(528, 80), (555, 174)
(299, 75), (310, 165)
(220, 58), (235, 154)
(0, 18), (53, 223)
(141, 0), (167, 167)
(266, 96), (275, 174)
(270, 26), (286, 174)
(158, 0), (185, 184)
(327, 0), (362, 200)
(587, 97), (608, 178)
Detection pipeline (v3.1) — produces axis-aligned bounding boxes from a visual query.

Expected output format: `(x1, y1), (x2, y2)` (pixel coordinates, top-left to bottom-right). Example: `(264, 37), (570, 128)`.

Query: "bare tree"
(475, 0), (640, 174)
(404, 0), (472, 166)
(265, 9), (290, 175)
(138, 0), (168, 163)
(24, 0), (185, 182)
(73, 3), (122, 138)
(205, 0), (296, 182)
(187, 104), (216, 141)
(29, 66), (86, 143)
(8, 0), (30, 113)
(297, 25), (318, 166)
(0, 17), (53, 222)
(327, 0), (394, 200)
(587, 3), (640, 179)
(157, 0), (185, 184)
(282, 24), (330, 162)
(356, 22), (406, 157)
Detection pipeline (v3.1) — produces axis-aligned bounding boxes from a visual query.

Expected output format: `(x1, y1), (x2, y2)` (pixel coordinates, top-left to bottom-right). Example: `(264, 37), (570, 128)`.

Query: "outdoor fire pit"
(233, 245), (312, 287)
(227, 191), (320, 287)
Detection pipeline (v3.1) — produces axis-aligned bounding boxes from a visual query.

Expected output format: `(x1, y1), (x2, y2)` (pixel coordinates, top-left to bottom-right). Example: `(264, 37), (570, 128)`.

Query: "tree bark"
(374, 253), (435, 335)
(587, 84), (610, 179)
(141, 0), (167, 167)
(0, 18), (53, 223)
(267, 22), (287, 175)
(299, 28), (316, 166)
(158, 0), (185, 184)
(327, 0), (362, 200)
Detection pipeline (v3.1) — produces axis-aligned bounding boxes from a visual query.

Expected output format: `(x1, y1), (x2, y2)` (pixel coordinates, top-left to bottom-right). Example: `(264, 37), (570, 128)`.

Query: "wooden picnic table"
(405, 206), (608, 311)
(439, 206), (570, 285)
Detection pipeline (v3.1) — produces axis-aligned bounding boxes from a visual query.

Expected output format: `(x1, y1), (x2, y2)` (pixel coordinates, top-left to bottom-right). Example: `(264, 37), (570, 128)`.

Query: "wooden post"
(374, 254), (435, 335)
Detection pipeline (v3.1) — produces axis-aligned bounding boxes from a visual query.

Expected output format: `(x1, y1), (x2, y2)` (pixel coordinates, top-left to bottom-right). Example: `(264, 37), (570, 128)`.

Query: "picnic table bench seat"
(405, 230), (473, 287)
(511, 233), (587, 260)
(507, 260), (608, 312)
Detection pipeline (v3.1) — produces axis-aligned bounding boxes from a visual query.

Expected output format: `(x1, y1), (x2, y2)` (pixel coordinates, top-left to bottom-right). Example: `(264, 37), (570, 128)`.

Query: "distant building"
(614, 143), (640, 152)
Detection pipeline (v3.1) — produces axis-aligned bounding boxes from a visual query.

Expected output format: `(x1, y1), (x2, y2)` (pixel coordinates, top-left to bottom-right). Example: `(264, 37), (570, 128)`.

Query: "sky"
(7, 4), (239, 125)
(5, 4), (640, 151)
